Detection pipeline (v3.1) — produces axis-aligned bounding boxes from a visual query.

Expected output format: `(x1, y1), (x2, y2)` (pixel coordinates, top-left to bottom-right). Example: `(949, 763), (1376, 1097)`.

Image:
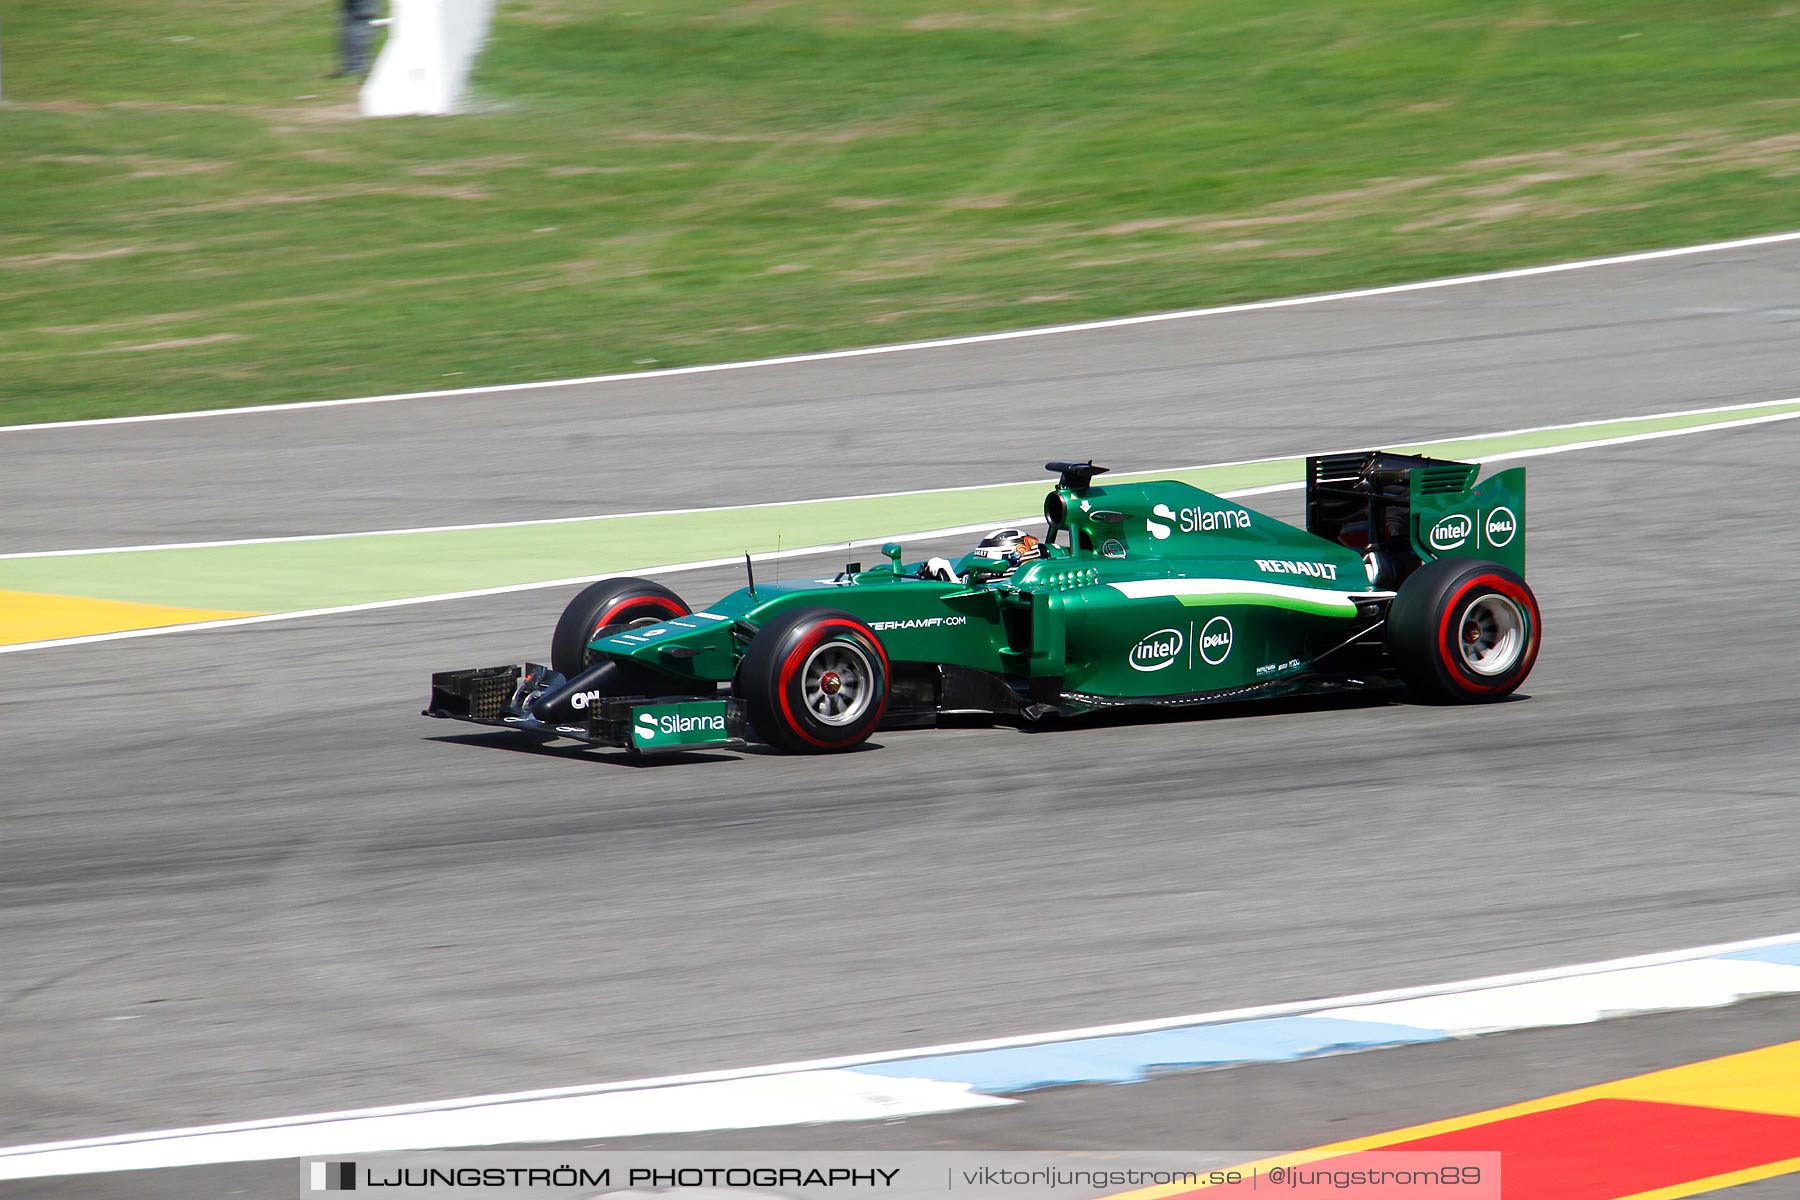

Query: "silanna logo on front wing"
(635, 711), (726, 741)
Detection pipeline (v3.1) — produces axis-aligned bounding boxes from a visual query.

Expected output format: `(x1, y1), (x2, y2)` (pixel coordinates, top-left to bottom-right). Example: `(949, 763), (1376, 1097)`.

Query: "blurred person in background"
(331, 0), (382, 78)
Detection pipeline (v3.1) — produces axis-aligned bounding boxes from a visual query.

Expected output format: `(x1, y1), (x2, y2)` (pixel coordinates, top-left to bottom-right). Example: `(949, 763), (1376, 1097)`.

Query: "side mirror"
(882, 543), (904, 573)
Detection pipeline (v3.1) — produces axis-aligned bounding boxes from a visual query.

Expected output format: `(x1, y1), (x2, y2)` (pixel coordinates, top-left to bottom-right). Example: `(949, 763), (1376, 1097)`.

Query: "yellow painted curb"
(0, 590), (257, 646)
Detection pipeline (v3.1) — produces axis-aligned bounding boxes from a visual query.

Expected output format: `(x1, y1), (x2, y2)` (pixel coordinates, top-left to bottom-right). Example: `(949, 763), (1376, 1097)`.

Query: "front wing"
(424, 664), (749, 755)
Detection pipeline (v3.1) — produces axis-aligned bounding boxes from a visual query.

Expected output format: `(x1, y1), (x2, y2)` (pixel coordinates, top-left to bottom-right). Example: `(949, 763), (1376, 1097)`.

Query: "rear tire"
(1387, 558), (1541, 702)
(739, 607), (889, 753)
(550, 577), (690, 679)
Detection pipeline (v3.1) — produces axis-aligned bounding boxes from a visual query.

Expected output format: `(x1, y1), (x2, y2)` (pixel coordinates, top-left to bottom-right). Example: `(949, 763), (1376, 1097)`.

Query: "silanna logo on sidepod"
(1146, 503), (1252, 540)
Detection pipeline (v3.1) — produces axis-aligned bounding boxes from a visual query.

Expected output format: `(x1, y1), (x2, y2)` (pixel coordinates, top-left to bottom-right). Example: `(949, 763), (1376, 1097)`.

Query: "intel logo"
(1428, 514), (1472, 551)
(1128, 628), (1183, 672)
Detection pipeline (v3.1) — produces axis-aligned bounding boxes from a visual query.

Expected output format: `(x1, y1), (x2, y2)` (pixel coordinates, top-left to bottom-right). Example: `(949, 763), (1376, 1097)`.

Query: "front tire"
(1387, 558), (1541, 702)
(550, 577), (690, 679)
(739, 608), (889, 753)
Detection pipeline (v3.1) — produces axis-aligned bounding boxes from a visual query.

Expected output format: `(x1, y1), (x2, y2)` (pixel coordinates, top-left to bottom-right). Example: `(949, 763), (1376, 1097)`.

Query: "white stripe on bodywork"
(1108, 578), (1390, 614)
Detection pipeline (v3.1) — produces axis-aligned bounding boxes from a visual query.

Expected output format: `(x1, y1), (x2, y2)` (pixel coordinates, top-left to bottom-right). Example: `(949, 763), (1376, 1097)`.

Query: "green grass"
(3, 1), (1798, 423)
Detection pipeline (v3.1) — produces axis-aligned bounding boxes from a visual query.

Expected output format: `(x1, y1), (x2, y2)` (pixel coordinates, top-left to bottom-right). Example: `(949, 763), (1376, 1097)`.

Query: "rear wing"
(1306, 451), (1525, 583)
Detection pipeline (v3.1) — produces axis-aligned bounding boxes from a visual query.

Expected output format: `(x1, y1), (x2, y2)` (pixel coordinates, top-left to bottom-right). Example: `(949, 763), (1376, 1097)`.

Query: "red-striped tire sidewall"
(773, 619), (889, 749)
(1434, 573), (1540, 697)
(591, 594), (686, 643)
(550, 577), (692, 679)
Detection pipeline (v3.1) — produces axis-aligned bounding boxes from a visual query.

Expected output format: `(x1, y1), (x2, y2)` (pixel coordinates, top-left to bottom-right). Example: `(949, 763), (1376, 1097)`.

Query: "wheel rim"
(801, 641), (875, 726)
(1455, 592), (1527, 676)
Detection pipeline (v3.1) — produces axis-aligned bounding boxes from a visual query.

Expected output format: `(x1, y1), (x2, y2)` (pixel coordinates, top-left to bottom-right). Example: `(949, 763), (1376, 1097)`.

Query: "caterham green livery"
(426, 453), (1540, 755)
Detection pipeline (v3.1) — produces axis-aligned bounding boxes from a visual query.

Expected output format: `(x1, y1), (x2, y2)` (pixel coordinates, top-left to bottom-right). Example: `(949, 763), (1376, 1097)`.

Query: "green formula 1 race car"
(425, 453), (1541, 755)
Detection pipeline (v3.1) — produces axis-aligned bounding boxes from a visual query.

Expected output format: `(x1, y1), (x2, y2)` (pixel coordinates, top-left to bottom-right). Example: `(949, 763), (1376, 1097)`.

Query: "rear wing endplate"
(1306, 451), (1525, 579)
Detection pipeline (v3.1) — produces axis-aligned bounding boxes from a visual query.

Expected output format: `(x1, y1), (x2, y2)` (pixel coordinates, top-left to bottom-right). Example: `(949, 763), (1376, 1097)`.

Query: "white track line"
(1463, 408), (1800, 463)
(3, 399), (1797, 656)
(6, 395), (1796, 559)
(4, 229), (1798, 435)
(1, 930), (1794, 1178)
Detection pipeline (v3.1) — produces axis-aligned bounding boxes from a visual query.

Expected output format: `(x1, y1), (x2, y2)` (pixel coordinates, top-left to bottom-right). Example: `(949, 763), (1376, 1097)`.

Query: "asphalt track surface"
(3, 243), (1800, 1191)
(5, 240), (1800, 549)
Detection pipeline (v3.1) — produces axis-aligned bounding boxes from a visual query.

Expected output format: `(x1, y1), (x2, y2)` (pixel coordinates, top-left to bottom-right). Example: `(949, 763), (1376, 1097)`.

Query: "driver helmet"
(970, 528), (1045, 577)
